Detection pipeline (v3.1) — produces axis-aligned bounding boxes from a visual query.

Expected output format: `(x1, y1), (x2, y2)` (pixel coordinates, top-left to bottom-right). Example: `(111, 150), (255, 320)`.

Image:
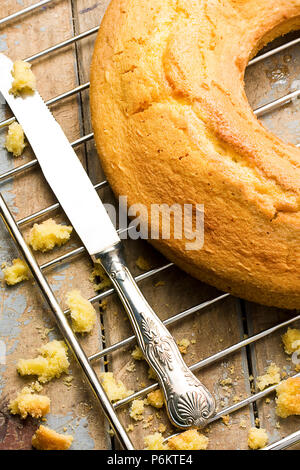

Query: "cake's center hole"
(245, 31), (300, 146)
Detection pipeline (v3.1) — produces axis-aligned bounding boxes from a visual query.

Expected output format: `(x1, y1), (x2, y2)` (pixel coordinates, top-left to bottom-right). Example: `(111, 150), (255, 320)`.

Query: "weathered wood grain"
(245, 34), (300, 450)
(0, 0), (109, 451)
(0, 0), (298, 451)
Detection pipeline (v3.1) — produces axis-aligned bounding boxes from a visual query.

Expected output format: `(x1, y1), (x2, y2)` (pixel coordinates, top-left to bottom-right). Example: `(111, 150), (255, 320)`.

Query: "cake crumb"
(168, 429), (209, 450)
(154, 281), (165, 288)
(239, 419), (247, 429)
(144, 432), (167, 450)
(143, 414), (154, 429)
(66, 290), (96, 334)
(27, 219), (72, 252)
(136, 256), (151, 271)
(220, 378), (233, 387)
(221, 415), (230, 426)
(90, 262), (111, 291)
(2, 258), (29, 285)
(5, 122), (26, 157)
(126, 424), (134, 433)
(248, 428), (268, 450)
(131, 346), (144, 361)
(126, 361), (136, 373)
(146, 389), (164, 409)
(148, 368), (157, 380)
(10, 60), (36, 96)
(9, 386), (50, 419)
(177, 338), (190, 355)
(99, 372), (133, 402)
(256, 363), (281, 391)
(130, 399), (145, 421)
(276, 377), (300, 418)
(63, 376), (74, 388)
(158, 423), (166, 433)
(31, 381), (43, 393)
(282, 328), (300, 355)
(32, 425), (73, 450)
(17, 340), (69, 383)
(100, 299), (108, 311)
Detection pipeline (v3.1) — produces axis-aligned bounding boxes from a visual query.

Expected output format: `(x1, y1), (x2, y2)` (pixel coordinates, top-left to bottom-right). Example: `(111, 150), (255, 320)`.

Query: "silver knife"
(0, 53), (215, 429)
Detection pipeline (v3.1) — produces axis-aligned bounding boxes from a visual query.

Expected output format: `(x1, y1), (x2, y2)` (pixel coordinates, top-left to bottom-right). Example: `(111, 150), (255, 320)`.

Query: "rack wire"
(0, 1), (299, 451)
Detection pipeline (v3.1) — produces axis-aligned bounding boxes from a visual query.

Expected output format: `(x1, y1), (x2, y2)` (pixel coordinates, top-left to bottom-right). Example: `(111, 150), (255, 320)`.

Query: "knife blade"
(0, 53), (119, 255)
(0, 53), (216, 430)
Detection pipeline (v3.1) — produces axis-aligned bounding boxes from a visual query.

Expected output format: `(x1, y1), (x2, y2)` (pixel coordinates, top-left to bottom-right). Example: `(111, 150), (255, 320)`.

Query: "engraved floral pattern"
(99, 246), (216, 430)
(141, 313), (174, 370)
(140, 311), (215, 427)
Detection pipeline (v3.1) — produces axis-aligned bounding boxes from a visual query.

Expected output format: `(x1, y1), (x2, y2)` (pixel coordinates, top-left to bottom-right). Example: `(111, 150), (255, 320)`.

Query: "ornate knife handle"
(94, 243), (216, 429)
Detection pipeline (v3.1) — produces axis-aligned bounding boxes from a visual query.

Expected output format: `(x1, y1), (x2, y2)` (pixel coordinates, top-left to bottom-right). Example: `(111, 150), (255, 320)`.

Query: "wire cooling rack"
(0, 0), (299, 451)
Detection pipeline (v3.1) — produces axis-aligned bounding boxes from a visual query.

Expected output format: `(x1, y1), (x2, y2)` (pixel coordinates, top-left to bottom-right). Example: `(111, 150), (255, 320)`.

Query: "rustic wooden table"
(0, 0), (299, 450)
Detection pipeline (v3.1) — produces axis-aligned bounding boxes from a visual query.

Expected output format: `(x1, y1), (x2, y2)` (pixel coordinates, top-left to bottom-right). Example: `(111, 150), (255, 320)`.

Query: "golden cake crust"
(90, 0), (300, 309)
(32, 425), (73, 451)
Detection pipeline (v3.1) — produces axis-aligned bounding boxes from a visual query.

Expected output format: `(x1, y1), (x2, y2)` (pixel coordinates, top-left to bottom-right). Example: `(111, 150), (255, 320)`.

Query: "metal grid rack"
(0, 0), (299, 451)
